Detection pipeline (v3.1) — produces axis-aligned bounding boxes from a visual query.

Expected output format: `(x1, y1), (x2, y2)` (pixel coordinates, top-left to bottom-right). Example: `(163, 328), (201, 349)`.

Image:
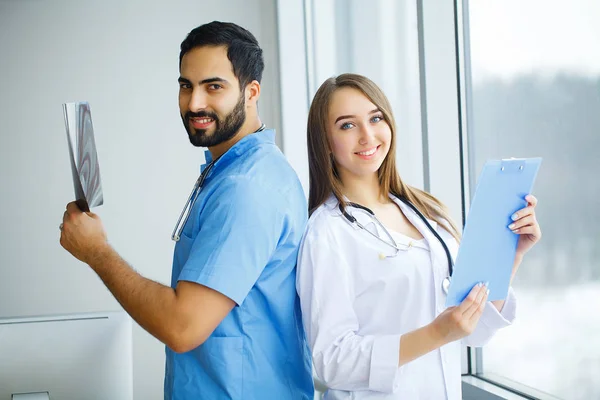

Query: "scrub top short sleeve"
(177, 175), (283, 305)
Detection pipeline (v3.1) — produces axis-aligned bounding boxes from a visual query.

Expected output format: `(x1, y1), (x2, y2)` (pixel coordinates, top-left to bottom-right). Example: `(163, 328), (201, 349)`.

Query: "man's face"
(178, 46), (246, 147)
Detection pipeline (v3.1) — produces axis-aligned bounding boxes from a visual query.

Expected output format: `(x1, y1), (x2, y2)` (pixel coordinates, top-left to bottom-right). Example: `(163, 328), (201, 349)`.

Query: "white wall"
(0, 0), (280, 398)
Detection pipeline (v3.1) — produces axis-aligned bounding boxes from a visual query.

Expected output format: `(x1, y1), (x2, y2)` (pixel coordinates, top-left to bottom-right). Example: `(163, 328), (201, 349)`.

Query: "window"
(278, 0), (598, 398)
(464, 1), (600, 398)
(306, 0), (425, 189)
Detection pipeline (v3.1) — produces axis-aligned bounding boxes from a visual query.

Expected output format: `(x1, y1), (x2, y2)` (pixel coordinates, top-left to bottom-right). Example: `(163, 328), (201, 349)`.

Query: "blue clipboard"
(445, 158), (542, 307)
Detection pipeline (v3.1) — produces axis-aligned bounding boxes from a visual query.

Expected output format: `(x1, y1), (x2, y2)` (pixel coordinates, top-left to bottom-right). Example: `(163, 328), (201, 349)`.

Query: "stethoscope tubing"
(171, 160), (216, 241)
(171, 124), (267, 242)
(339, 197), (455, 278)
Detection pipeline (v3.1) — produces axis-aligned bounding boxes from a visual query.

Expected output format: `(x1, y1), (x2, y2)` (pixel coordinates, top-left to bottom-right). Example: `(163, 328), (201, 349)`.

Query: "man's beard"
(183, 94), (246, 148)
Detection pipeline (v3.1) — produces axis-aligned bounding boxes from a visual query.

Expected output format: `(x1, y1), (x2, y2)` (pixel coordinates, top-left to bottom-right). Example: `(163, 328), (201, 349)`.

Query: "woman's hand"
(504, 194), (542, 286)
(510, 194), (542, 259)
(429, 283), (489, 344)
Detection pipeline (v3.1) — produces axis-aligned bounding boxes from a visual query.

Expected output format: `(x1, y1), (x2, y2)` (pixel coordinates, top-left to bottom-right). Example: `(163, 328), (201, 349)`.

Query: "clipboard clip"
(500, 158), (527, 173)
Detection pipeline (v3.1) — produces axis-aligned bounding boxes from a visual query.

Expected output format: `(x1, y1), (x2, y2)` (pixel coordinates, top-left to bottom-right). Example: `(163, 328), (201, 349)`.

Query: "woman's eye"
(371, 115), (384, 123)
(341, 122), (354, 130)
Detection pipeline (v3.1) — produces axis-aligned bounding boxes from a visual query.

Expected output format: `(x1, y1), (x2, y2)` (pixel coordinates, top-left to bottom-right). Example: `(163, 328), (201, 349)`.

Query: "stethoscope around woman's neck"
(339, 196), (454, 294)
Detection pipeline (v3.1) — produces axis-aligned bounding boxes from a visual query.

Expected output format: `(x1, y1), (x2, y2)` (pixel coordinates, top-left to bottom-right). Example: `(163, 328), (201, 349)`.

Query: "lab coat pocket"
(195, 336), (244, 399)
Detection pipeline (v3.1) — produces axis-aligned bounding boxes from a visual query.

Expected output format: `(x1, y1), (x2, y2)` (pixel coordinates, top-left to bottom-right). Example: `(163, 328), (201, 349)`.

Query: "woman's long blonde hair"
(307, 73), (461, 242)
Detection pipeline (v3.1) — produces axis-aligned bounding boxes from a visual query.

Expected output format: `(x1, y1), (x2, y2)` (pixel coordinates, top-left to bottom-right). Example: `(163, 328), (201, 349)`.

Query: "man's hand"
(60, 201), (109, 264)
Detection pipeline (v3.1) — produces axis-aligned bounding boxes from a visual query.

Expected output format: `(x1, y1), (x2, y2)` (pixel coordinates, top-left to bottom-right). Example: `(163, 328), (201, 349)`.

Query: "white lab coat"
(296, 194), (516, 400)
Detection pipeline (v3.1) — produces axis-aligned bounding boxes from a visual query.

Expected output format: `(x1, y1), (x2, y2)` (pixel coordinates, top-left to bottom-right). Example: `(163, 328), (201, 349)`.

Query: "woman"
(296, 74), (541, 399)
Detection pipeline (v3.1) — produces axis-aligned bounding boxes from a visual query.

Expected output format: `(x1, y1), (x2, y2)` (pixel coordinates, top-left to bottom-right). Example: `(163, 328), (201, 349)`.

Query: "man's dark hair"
(180, 21), (264, 90)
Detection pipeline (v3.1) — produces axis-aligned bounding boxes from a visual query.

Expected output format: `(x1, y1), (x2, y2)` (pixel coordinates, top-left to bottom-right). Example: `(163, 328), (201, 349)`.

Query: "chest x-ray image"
(62, 101), (103, 211)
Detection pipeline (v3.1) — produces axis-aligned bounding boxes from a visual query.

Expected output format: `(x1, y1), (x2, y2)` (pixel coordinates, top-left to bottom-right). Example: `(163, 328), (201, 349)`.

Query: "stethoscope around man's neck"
(339, 196), (454, 294)
(171, 123), (266, 242)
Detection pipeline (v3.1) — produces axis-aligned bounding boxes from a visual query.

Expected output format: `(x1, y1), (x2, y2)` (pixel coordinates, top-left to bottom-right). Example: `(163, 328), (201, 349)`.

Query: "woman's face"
(327, 87), (392, 182)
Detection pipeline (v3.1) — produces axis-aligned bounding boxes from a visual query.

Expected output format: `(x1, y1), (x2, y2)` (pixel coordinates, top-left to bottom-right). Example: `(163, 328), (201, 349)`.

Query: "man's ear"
(245, 80), (261, 106)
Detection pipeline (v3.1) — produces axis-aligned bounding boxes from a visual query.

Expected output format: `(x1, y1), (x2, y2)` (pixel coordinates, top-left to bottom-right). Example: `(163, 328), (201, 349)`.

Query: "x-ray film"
(62, 101), (103, 211)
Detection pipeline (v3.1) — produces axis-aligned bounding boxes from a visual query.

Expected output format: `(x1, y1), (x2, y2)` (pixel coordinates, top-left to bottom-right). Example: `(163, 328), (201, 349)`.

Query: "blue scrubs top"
(164, 129), (314, 399)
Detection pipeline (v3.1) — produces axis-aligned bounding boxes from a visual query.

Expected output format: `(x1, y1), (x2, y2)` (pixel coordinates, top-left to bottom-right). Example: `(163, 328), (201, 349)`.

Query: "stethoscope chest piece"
(442, 276), (451, 294)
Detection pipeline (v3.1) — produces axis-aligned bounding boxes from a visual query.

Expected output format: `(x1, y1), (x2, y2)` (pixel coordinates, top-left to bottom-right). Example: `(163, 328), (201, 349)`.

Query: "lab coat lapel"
(393, 197), (452, 316)
(393, 198), (447, 274)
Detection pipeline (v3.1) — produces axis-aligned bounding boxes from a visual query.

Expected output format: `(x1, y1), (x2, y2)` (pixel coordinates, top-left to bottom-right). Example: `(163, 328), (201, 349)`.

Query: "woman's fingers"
(457, 283), (484, 314)
(462, 283), (488, 320)
(467, 288), (488, 324)
(525, 194), (538, 207)
(509, 215), (536, 232)
(510, 206), (535, 222)
(513, 224), (541, 236)
(510, 194), (538, 222)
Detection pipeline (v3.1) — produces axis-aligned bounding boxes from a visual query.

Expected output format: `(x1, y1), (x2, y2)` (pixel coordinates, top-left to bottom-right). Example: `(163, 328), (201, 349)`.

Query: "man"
(60, 21), (314, 399)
